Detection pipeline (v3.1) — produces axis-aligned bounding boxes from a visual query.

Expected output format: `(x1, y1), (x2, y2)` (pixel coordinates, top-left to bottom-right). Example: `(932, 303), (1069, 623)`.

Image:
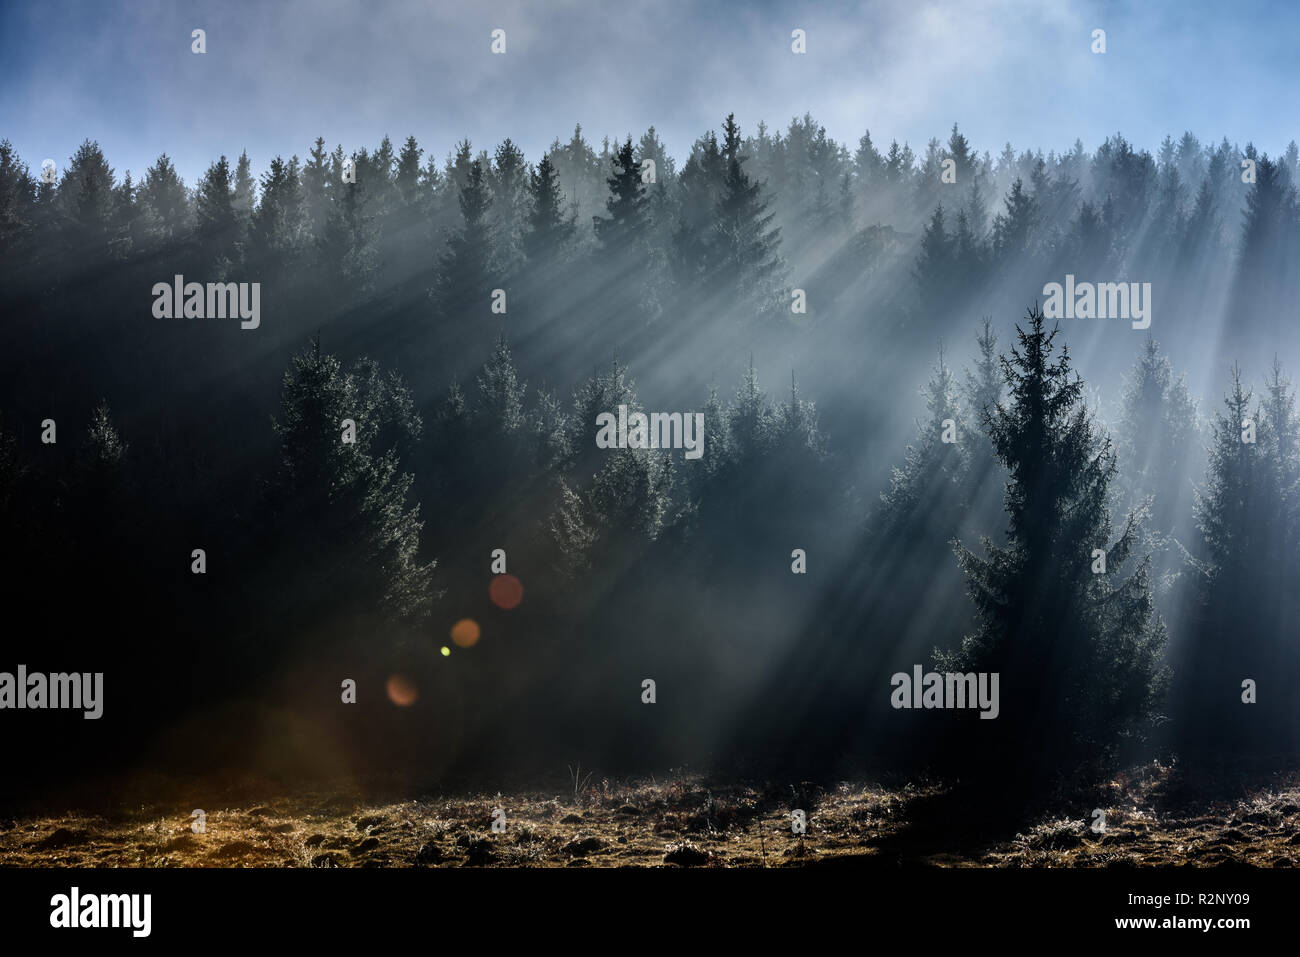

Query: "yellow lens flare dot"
(451, 618), (481, 648)
(440, 646), (451, 657)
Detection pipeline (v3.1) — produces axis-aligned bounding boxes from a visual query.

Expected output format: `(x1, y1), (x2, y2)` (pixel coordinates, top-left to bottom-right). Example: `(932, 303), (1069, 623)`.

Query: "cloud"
(2, 0), (1295, 184)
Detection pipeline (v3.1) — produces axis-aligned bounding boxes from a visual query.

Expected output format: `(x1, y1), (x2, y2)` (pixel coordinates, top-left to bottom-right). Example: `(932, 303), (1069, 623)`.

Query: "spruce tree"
(489, 138), (528, 275)
(248, 155), (306, 277)
(712, 114), (782, 319)
(268, 338), (434, 636)
(878, 344), (967, 538)
(57, 140), (116, 253)
(0, 141), (35, 268)
(195, 155), (240, 270)
(319, 162), (378, 296)
(991, 177), (1038, 263)
(1180, 361), (1300, 759)
(593, 137), (648, 251)
(395, 135), (424, 209)
(302, 138), (330, 238)
(1116, 336), (1197, 534)
(138, 154), (190, 244)
(233, 150), (256, 225)
(944, 306), (1166, 781)
(435, 158), (495, 320)
(523, 153), (575, 263)
(914, 204), (952, 316)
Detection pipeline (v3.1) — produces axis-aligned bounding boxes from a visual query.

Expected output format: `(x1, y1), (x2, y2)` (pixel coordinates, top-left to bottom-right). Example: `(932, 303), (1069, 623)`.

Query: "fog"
(3, 69), (1299, 797)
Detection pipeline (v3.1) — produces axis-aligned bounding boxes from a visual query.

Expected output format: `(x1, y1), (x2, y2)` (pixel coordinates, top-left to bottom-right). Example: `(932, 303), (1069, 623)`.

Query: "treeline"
(3, 117), (1298, 368)
(2, 113), (1299, 793)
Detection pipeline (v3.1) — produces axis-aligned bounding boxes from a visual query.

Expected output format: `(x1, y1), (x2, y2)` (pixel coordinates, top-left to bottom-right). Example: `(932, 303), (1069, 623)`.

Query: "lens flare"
(489, 574), (524, 610)
(386, 673), (418, 706)
(451, 618), (481, 648)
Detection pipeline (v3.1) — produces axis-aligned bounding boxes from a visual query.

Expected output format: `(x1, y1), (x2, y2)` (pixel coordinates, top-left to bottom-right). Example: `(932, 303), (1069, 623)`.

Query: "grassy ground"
(2, 763), (1298, 867)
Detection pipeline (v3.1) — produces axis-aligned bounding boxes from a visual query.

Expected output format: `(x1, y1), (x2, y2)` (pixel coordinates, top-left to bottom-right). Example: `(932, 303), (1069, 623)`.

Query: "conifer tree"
(233, 150), (256, 225)
(524, 153), (575, 263)
(395, 135), (424, 209)
(712, 114), (782, 319)
(435, 158), (495, 319)
(268, 338), (434, 634)
(57, 140), (116, 252)
(302, 138), (330, 238)
(944, 307), (1166, 780)
(248, 155), (306, 277)
(914, 204), (952, 316)
(0, 141), (35, 268)
(878, 345), (967, 538)
(195, 155), (240, 269)
(138, 153), (190, 244)
(319, 160), (378, 296)
(593, 137), (648, 251)
(1116, 336), (1197, 534)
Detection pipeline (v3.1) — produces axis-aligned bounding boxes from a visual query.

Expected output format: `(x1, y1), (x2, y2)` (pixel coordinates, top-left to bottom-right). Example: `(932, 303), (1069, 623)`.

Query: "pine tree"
(395, 135), (424, 209)
(726, 357), (775, 467)
(1235, 154), (1296, 336)
(547, 479), (596, 579)
(914, 204), (952, 316)
(593, 137), (648, 251)
(1116, 336), (1197, 534)
(435, 158), (495, 319)
(567, 359), (639, 482)
(1177, 177), (1221, 268)
(108, 170), (136, 261)
(319, 160), (378, 296)
(268, 338), (434, 634)
(489, 138), (528, 275)
(671, 131), (724, 289)
(195, 155), (240, 269)
(476, 335), (527, 434)
(944, 306), (1166, 781)
(711, 114), (782, 319)
(524, 153), (575, 263)
(877, 344), (967, 537)
(959, 319), (1005, 528)
(991, 177), (1038, 263)
(365, 135), (399, 224)
(302, 138), (330, 238)
(1179, 366), (1289, 759)
(233, 150), (256, 225)
(248, 155), (306, 277)
(138, 154), (190, 244)
(57, 140), (116, 252)
(0, 141), (35, 266)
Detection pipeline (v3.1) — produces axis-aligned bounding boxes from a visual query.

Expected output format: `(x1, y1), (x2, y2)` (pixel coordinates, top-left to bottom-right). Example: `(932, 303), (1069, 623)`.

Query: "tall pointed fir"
(943, 307), (1166, 782)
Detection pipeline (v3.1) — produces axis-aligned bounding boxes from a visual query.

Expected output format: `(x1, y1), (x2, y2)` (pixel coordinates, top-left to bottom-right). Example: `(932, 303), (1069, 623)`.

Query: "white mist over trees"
(2, 114), (1299, 788)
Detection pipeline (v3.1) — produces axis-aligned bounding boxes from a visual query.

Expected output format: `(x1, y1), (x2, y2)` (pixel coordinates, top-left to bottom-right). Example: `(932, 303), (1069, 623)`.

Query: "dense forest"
(2, 113), (1299, 796)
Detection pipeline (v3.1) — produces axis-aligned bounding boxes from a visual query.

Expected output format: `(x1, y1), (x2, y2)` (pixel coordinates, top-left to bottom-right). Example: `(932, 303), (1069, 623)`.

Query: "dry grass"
(2, 765), (1297, 868)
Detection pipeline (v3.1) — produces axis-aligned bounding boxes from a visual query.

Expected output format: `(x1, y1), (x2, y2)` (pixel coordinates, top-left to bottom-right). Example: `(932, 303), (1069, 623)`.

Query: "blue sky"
(2, 0), (1296, 185)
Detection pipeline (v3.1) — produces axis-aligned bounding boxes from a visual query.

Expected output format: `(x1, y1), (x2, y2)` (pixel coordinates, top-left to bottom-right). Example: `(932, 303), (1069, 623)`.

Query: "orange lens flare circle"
(386, 673), (418, 706)
(489, 574), (524, 610)
(451, 618), (481, 648)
